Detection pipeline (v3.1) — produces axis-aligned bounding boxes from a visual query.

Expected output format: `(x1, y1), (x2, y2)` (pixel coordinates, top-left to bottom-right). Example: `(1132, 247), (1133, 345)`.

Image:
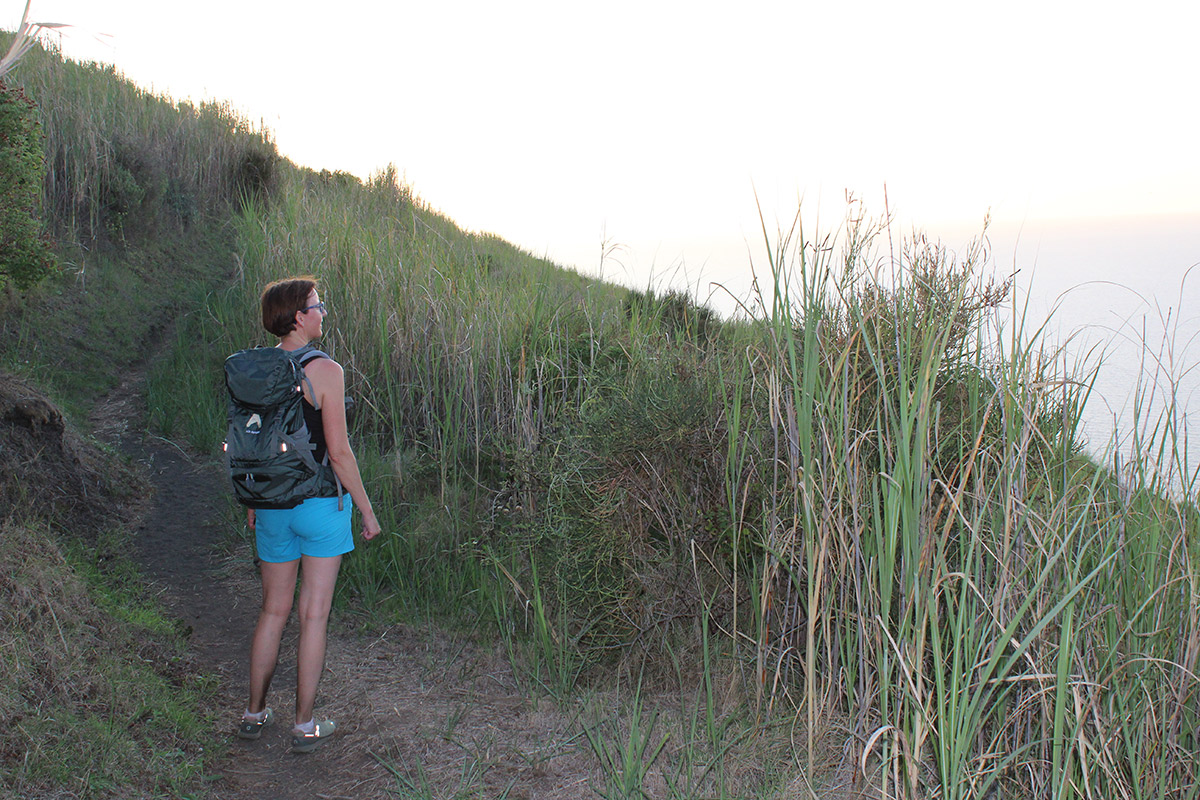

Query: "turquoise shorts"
(254, 495), (354, 562)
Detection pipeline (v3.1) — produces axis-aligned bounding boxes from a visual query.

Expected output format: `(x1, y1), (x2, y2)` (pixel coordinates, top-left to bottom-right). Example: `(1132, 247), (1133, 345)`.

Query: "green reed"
(723, 209), (1200, 797)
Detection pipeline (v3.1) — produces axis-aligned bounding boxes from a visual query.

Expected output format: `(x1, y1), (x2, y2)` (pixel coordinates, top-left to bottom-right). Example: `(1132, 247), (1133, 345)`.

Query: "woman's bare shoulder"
(304, 354), (344, 382)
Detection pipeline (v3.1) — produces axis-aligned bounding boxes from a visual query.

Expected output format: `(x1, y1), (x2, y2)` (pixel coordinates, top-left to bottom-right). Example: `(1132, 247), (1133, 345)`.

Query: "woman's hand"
(247, 508), (256, 530)
(361, 508), (382, 541)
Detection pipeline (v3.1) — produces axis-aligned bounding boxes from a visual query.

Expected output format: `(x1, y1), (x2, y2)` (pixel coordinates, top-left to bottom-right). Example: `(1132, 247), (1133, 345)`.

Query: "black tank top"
(302, 397), (328, 464)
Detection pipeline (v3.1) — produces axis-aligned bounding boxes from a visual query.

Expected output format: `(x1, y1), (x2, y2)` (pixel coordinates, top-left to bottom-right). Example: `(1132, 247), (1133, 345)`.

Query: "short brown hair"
(260, 276), (317, 337)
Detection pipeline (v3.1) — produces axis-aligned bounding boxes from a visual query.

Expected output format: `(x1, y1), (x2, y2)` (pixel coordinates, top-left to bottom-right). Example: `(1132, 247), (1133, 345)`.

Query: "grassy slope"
(154, 161), (1200, 798)
(4, 34), (1200, 800)
(158, 150), (1200, 799)
(0, 521), (215, 797)
(0, 37), (270, 799)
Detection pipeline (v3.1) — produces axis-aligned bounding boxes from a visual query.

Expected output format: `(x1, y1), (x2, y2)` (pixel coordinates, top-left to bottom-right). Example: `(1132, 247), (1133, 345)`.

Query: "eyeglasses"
(301, 302), (327, 314)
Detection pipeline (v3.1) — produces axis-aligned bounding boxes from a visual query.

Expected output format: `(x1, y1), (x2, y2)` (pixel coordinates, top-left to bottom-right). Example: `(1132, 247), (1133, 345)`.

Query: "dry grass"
(0, 518), (214, 798)
(0, 371), (147, 530)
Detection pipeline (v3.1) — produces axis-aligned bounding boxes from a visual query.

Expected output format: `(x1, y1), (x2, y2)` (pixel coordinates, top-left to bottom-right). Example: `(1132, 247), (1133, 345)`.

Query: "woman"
(235, 276), (381, 753)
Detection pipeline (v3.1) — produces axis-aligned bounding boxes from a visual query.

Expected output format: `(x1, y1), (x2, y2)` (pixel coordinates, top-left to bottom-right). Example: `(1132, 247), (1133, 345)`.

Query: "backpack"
(223, 345), (342, 509)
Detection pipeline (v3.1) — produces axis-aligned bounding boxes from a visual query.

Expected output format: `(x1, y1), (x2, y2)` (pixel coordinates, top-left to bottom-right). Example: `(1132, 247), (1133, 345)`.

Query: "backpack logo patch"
(245, 413), (263, 433)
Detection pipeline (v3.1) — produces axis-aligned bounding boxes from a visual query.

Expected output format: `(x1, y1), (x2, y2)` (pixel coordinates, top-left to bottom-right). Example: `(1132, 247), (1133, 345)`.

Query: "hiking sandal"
(291, 719), (336, 753)
(237, 707), (274, 740)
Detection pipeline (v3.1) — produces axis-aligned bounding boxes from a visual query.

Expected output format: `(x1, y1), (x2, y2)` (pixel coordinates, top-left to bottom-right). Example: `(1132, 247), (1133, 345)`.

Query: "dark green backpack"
(223, 346), (341, 509)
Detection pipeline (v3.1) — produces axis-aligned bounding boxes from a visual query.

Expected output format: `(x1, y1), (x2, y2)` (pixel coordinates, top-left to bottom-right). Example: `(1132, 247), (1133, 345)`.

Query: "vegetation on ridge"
(0, 33), (268, 799)
(0, 6), (54, 291)
(156, 149), (1200, 797)
(2, 30), (1199, 800)
(0, 31), (273, 416)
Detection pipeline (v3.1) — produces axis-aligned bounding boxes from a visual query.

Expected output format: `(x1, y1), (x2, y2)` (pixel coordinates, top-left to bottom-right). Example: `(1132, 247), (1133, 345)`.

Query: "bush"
(0, 82), (54, 290)
(623, 286), (717, 344)
(233, 143), (278, 202)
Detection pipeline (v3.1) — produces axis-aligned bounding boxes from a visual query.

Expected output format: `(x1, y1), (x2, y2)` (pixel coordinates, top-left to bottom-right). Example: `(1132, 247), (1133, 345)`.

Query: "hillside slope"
(4, 34), (1200, 800)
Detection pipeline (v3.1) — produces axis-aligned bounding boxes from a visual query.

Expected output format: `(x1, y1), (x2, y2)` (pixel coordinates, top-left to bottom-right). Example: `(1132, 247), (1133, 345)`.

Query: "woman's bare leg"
(247, 559), (299, 714)
(294, 554), (342, 725)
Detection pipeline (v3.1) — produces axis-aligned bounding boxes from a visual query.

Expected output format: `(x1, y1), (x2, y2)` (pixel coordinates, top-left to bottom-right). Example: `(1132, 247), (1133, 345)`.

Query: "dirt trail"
(93, 375), (596, 800)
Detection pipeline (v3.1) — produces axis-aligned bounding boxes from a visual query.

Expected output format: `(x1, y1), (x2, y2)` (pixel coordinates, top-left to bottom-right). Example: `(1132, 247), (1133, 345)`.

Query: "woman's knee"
(296, 593), (332, 627)
(260, 594), (294, 620)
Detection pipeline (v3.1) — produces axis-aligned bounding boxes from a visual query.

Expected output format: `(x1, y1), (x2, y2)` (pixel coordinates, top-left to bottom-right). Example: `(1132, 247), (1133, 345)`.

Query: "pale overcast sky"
(17, 0), (1200, 300)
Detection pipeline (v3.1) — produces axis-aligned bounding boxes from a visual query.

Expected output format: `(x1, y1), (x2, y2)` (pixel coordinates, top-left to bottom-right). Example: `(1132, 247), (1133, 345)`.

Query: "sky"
(13, 0), (1200, 464)
(20, 1), (1199, 276)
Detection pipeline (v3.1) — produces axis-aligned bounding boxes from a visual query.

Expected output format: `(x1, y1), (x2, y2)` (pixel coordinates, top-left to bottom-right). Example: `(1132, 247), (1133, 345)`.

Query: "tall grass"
(727, 212), (1199, 797)
(3, 34), (274, 247)
(1, 36), (274, 421)
(133, 79), (1200, 800)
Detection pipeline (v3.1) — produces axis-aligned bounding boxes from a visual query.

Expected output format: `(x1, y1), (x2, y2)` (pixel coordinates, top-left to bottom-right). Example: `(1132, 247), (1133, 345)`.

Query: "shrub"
(623, 286), (717, 344)
(0, 81), (54, 290)
(98, 144), (148, 240)
(233, 143), (277, 202)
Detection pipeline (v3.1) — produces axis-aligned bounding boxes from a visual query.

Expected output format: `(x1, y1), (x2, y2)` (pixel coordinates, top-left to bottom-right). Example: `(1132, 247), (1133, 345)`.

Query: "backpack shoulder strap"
(287, 344), (330, 365)
(296, 347), (330, 365)
(287, 346), (330, 410)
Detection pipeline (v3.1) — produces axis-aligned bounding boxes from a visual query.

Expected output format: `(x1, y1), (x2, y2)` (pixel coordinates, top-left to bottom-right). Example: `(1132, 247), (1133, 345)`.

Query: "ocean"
(991, 215), (1199, 492)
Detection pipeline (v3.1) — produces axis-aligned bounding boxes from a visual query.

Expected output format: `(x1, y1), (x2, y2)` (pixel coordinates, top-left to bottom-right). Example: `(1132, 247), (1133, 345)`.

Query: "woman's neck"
(279, 331), (311, 351)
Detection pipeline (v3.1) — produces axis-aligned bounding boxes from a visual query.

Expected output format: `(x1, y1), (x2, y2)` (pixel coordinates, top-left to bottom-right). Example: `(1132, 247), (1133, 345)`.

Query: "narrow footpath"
(92, 374), (594, 800)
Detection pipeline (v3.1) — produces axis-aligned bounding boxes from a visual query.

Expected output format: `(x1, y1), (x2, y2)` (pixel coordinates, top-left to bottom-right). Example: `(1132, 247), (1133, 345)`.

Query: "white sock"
(243, 708), (269, 722)
(294, 718), (316, 734)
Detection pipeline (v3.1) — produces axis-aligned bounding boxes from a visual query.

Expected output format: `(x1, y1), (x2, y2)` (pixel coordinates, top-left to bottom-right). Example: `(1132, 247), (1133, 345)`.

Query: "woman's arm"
(304, 357), (381, 541)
